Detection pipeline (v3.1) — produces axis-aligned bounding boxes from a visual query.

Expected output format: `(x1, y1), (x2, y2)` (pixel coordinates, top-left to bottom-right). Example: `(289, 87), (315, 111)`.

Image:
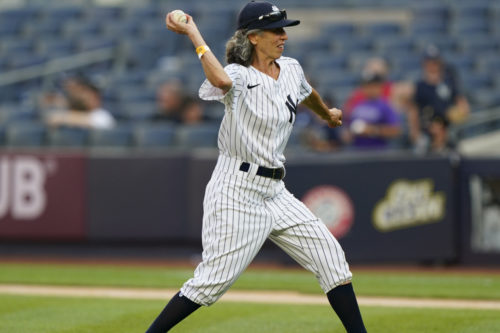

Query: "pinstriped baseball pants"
(181, 154), (352, 306)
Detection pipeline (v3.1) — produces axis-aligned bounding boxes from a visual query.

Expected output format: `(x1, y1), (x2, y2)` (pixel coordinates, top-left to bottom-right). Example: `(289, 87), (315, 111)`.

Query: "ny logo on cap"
(272, 5), (279, 11)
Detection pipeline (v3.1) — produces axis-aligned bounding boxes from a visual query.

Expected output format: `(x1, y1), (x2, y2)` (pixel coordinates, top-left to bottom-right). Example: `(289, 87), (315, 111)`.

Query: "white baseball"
(171, 9), (187, 23)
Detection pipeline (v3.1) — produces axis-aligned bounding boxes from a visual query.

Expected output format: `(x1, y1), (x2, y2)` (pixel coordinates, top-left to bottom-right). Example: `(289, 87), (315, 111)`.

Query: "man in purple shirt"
(344, 72), (401, 149)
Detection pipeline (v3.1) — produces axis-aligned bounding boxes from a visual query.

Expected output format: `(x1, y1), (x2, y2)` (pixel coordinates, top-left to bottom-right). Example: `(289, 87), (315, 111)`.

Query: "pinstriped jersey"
(199, 56), (312, 168)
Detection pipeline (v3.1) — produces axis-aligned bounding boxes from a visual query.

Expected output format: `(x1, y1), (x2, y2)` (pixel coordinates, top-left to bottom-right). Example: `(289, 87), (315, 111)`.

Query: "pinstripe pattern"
(181, 57), (351, 306)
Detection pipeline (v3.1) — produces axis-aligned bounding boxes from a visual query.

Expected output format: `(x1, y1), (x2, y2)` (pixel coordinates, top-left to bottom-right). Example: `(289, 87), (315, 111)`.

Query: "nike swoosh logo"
(247, 83), (260, 89)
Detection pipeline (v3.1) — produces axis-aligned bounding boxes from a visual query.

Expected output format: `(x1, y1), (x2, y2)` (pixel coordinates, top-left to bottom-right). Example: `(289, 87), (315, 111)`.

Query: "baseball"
(171, 9), (187, 24)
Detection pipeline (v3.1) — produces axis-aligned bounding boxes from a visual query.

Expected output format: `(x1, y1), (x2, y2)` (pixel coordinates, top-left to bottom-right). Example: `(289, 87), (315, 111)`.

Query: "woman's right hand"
(165, 12), (197, 36)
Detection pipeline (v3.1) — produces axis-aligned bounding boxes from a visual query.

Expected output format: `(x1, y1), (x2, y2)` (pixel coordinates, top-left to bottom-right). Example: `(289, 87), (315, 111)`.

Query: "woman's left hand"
(325, 108), (343, 128)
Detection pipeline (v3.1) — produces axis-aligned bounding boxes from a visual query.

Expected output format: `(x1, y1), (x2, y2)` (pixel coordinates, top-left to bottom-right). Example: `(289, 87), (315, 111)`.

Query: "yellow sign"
(373, 179), (446, 232)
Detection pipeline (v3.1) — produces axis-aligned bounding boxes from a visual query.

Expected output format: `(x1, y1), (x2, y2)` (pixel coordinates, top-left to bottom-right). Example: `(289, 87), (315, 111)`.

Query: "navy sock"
(327, 283), (367, 333)
(146, 291), (201, 333)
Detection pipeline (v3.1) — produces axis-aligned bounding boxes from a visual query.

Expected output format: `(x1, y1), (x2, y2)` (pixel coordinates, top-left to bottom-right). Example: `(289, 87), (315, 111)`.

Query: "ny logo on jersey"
(285, 95), (298, 124)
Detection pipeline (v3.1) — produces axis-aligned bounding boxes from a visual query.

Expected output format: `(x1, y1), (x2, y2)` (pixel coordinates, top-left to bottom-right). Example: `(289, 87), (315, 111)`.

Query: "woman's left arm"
(301, 88), (342, 128)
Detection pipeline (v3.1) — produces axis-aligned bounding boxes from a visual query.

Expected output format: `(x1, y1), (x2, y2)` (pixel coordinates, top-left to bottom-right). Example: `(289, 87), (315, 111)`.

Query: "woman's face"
(251, 28), (288, 60)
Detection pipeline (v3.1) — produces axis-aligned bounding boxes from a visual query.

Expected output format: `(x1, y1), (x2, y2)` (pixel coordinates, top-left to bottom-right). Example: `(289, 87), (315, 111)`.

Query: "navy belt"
(239, 162), (284, 180)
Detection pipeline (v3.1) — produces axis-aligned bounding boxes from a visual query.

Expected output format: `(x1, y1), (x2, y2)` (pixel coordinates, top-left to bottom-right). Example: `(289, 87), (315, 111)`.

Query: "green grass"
(0, 294), (499, 333)
(1, 262), (500, 300)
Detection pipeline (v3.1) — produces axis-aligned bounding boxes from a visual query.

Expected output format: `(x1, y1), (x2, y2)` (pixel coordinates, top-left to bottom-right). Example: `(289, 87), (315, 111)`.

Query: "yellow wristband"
(196, 45), (210, 59)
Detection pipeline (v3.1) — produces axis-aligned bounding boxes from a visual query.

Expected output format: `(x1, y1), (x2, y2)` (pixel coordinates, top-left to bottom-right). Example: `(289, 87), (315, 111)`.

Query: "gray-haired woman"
(146, 1), (366, 332)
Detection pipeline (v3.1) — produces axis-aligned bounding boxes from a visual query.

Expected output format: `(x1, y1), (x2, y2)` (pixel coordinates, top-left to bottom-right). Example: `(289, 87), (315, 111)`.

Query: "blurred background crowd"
(0, 0), (499, 154)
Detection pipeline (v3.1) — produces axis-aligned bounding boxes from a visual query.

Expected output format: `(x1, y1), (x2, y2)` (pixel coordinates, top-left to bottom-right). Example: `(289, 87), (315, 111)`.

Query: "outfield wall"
(0, 150), (499, 265)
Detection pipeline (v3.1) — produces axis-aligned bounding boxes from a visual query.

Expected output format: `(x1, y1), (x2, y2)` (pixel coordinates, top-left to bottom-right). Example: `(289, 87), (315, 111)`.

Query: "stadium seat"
(101, 21), (141, 39)
(7, 54), (47, 70)
(85, 6), (124, 20)
(330, 36), (374, 53)
(450, 20), (489, 36)
(476, 55), (500, 74)
(36, 39), (76, 58)
(119, 102), (157, 122)
(411, 3), (449, 22)
(134, 123), (176, 148)
(444, 53), (476, 72)
(376, 37), (415, 53)
(453, 4), (489, 21)
(24, 19), (64, 38)
(40, 6), (84, 22)
(0, 39), (35, 54)
(363, 23), (402, 37)
(63, 22), (102, 38)
(321, 23), (357, 37)
(48, 127), (89, 147)
(175, 124), (219, 148)
(6, 122), (46, 147)
(461, 73), (493, 92)
(77, 37), (116, 52)
(0, 19), (24, 37)
(414, 35), (458, 53)
(459, 36), (499, 54)
(410, 20), (448, 35)
(305, 53), (348, 74)
(89, 126), (133, 147)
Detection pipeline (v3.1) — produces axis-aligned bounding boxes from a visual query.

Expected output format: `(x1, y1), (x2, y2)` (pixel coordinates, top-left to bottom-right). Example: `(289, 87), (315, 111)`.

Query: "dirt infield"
(1, 284), (500, 310)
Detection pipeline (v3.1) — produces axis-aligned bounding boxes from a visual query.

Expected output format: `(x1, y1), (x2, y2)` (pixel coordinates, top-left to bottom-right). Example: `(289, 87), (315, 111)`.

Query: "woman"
(146, 2), (366, 332)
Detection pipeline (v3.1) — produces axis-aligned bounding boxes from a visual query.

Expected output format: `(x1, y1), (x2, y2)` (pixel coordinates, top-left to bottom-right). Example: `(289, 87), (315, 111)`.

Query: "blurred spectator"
(153, 79), (184, 123)
(408, 46), (469, 150)
(342, 72), (401, 149)
(296, 94), (342, 152)
(46, 76), (115, 129)
(344, 57), (413, 116)
(428, 115), (455, 154)
(180, 96), (205, 125)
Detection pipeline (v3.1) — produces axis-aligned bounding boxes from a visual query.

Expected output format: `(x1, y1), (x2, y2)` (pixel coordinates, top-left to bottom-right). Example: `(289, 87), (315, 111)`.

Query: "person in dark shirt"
(409, 46), (469, 148)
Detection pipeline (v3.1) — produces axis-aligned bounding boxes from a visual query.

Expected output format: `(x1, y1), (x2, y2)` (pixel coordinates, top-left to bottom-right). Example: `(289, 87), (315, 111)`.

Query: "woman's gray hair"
(225, 29), (261, 67)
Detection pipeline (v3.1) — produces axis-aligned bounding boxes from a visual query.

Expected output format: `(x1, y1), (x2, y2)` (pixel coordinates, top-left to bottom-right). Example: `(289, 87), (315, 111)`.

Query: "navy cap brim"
(243, 18), (300, 30)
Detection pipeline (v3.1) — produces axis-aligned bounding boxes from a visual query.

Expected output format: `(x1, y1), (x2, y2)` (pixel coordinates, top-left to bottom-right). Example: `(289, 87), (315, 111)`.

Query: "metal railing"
(0, 46), (121, 87)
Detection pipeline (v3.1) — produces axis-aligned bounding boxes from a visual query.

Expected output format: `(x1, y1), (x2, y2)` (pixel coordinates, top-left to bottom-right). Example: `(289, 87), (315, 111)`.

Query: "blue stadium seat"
(7, 54), (47, 70)
(461, 72), (493, 92)
(24, 19), (64, 37)
(120, 102), (157, 122)
(330, 36), (373, 53)
(63, 21), (102, 38)
(477, 55), (500, 74)
(124, 5), (160, 21)
(470, 89), (500, 109)
(444, 53), (475, 72)
(114, 87), (156, 104)
(321, 23), (357, 37)
(391, 56), (422, 73)
(41, 6), (84, 22)
(317, 72), (359, 91)
(0, 19), (24, 37)
(410, 20), (448, 35)
(6, 122), (46, 147)
(36, 39), (76, 58)
(450, 20), (489, 36)
(85, 6), (124, 20)
(90, 126), (133, 147)
(411, 3), (449, 22)
(459, 36), (499, 54)
(0, 108), (38, 124)
(101, 21), (141, 39)
(363, 23), (402, 37)
(0, 8), (38, 23)
(414, 35), (458, 53)
(175, 124), (219, 148)
(305, 53), (348, 73)
(134, 123), (176, 148)
(77, 37), (116, 52)
(48, 127), (89, 147)
(453, 4), (489, 21)
(376, 37), (415, 53)
(0, 39), (35, 54)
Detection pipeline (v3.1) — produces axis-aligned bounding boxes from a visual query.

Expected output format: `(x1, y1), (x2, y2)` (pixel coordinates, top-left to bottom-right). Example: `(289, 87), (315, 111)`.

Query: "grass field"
(0, 262), (500, 332)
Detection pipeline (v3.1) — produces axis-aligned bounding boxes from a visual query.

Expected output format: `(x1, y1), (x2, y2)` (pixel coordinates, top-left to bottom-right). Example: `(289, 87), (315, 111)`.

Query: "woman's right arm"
(165, 12), (233, 93)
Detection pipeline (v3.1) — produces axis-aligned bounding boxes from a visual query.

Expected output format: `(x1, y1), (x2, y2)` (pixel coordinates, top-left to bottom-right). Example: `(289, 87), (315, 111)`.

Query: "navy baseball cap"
(237, 1), (300, 30)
